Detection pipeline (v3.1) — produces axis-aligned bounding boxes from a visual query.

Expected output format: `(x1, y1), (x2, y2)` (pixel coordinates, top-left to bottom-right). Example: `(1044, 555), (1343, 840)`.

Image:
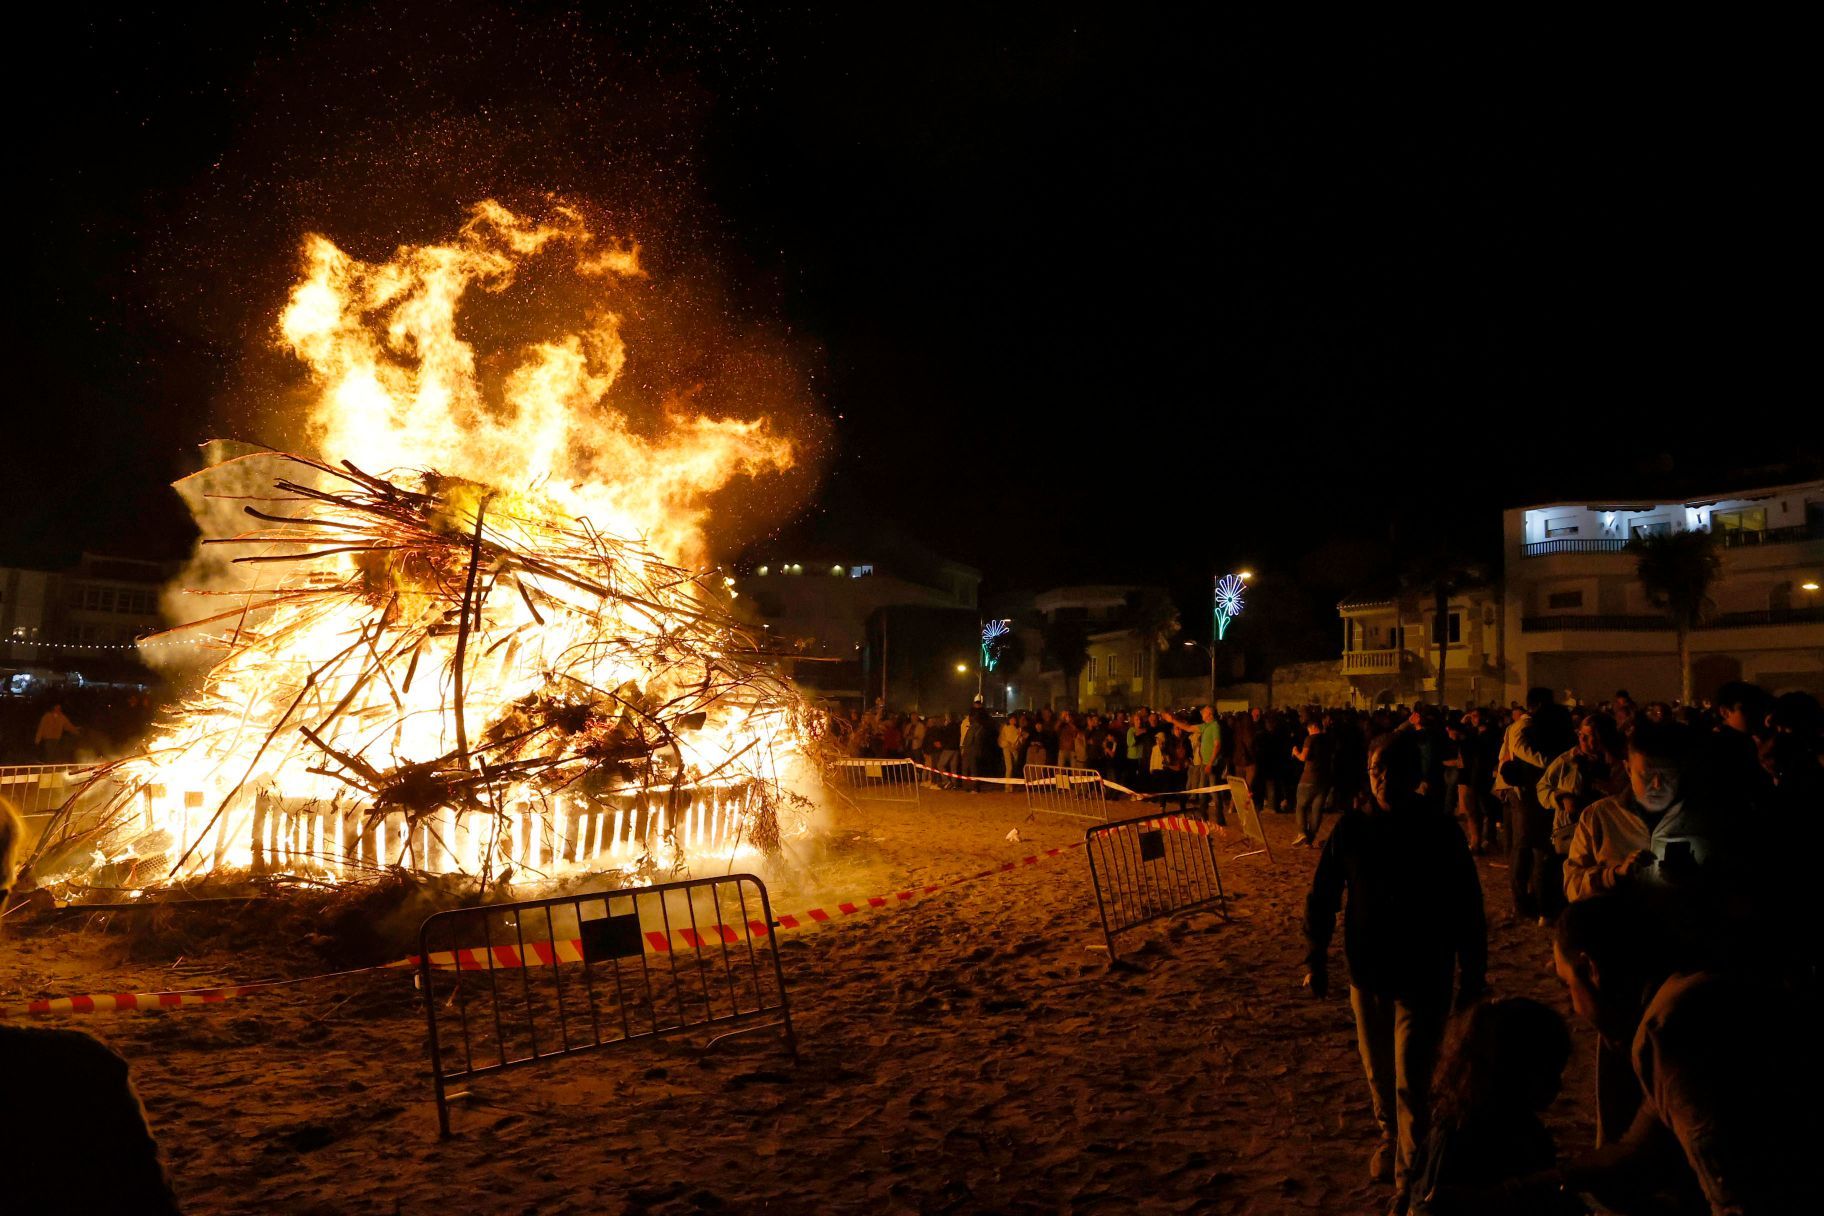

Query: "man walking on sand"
(1303, 730), (1487, 1213)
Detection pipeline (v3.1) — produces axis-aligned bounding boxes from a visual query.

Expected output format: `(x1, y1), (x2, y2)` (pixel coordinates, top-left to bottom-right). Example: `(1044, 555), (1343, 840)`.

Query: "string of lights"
(2, 637), (215, 652)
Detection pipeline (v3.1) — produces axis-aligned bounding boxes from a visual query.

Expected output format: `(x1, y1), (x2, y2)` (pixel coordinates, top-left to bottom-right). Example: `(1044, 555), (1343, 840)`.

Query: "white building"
(1503, 480), (1824, 702)
(1337, 584), (1507, 708)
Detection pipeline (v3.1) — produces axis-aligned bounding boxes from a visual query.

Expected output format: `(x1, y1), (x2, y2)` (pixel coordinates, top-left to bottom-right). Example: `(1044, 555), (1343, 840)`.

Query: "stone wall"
(1265, 660), (1352, 708)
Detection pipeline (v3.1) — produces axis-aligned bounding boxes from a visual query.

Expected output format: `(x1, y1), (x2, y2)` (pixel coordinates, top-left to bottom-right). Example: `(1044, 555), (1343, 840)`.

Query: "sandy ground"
(2, 789), (1593, 1215)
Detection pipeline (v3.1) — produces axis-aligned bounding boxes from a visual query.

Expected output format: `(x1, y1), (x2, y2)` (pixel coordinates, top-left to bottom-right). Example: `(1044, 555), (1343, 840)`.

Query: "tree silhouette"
(1040, 617), (1091, 710)
(1400, 549), (1490, 709)
(1121, 589), (1182, 705)
(1632, 530), (1721, 705)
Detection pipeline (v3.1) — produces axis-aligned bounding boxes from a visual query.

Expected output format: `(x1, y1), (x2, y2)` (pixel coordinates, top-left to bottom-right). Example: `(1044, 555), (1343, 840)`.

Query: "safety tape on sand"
(892, 757), (1230, 801)
(411, 841), (1088, 970)
(3, 837), (1107, 1014)
(2, 961), (414, 1016)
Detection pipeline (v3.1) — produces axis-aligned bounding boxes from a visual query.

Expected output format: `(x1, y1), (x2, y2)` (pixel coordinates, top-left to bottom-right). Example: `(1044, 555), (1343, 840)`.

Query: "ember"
(31, 202), (812, 890)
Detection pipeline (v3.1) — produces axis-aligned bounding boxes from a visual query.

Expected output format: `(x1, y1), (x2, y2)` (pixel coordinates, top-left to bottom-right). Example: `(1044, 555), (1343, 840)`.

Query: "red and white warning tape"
(3, 842), (1090, 1013)
(418, 841), (1088, 969)
(2, 962), (410, 1017)
(848, 757), (1232, 802)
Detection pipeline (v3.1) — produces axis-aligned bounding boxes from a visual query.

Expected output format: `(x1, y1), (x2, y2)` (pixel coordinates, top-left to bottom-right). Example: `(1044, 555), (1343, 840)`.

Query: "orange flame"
(64, 202), (809, 886)
(279, 200), (793, 565)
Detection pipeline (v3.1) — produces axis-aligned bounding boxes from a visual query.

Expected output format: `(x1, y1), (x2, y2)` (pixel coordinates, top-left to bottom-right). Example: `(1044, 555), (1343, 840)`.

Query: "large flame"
(279, 199), (793, 565)
(48, 202), (809, 888)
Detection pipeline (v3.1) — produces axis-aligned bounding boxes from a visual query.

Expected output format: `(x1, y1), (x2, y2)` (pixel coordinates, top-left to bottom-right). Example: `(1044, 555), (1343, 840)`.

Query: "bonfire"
(29, 201), (815, 893)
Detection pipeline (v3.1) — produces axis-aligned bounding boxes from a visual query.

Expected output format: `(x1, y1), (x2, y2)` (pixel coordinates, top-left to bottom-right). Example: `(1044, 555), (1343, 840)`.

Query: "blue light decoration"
(1213, 574), (1246, 641)
(980, 618), (1012, 670)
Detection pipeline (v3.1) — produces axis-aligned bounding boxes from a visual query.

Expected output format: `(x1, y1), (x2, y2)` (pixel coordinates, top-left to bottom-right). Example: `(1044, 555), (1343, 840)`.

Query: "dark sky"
(9, 5), (1815, 616)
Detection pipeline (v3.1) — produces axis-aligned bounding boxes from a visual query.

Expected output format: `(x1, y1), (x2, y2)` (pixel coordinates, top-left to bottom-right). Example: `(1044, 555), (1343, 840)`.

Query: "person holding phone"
(1561, 719), (1716, 1149)
(1562, 721), (1712, 904)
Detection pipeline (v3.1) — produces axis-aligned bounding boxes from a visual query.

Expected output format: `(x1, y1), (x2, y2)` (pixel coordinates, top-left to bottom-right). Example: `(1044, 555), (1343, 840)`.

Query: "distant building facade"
(1502, 479), (1824, 702)
(991, 585), (1196, 712)
(0, 552), (176, 690)
(1337, 584), (1507, 708)
(735, 545), (980, 711)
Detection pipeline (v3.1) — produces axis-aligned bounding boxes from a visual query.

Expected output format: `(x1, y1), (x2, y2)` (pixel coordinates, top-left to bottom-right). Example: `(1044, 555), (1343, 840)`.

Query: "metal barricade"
(1225, 776), (1275, 863)
(826, 757), (921, 804)
(0, 764), (89, 816)
(1024, 765), (1107, 823)
(2, 764), (100, 858)
(1085, 810), (1227, 960)
(417, 873), (797, 1137)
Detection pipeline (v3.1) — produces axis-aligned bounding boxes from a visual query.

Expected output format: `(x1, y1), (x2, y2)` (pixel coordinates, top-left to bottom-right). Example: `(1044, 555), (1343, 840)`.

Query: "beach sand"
(1, 788), (1592, 1214)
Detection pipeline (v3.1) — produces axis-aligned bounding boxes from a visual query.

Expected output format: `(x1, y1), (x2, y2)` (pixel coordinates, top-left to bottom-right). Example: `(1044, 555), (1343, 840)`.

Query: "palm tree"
(1400, 550), (1487, 710)
(1632, 530), (1721, 705)
(1039, 617), (1091, 710)
(1121, 589), (1182, 706)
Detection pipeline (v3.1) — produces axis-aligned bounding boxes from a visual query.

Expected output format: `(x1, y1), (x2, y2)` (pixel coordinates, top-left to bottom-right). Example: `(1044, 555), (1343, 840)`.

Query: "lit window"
(1544, 519), (1580, 538)
(1712, 507), (1767, 533)
(756, 566), (769, 576)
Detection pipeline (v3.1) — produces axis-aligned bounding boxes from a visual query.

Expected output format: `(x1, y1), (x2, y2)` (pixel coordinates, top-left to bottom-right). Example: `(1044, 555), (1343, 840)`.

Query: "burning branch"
(42, 450), (809, 890)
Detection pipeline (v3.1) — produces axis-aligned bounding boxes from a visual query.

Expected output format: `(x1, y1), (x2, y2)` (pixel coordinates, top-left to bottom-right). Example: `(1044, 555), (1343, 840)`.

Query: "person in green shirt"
(1164, 706), (1223, 821)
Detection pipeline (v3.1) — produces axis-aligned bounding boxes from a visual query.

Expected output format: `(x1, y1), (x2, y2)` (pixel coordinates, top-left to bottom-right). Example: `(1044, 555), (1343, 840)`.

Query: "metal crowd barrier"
(1225, 776), (1275, 863)
(418, 873), (797, 1137)
(1085, 809), (1228, 959)
(1024, 765), (1107, 824)
(826, 757), (922, 804)
(0, 763), (89, 816)
(2, 764), (105, 860)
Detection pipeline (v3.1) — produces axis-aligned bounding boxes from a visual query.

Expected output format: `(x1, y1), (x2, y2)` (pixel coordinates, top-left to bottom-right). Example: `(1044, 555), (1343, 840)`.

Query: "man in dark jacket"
(960, 699), (997, 791)
(1303, 730), (1487, 1209)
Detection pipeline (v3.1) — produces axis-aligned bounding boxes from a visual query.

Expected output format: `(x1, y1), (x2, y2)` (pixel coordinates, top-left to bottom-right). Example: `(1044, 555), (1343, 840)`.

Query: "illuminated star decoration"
(1213, 575), (1246, 641)
(981, 618), (1012, 670)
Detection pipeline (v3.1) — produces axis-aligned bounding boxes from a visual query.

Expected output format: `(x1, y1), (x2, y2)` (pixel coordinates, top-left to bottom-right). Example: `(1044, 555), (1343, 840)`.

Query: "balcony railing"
(1523, 523), (1819, 559)
(1522, 606), (1824, 633)
(1342, 648), (1405, 674)
(1522, 613), (1666, 632)
(1522, 538), (1630, 557)
(1707, 606), (1824, 628)
(1716, 523), (1819, 549)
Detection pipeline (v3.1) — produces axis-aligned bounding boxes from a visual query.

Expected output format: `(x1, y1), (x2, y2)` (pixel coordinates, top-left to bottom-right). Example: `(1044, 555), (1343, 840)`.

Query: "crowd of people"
(1305, 683), (1819, 1215)
(847, 683), (1822, 1213)
(3, 679), (1817, 1211)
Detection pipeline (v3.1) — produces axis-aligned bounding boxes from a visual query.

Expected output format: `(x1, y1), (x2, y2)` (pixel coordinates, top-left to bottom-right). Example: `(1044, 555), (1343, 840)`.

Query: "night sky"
(11, 5), (1816, 619)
